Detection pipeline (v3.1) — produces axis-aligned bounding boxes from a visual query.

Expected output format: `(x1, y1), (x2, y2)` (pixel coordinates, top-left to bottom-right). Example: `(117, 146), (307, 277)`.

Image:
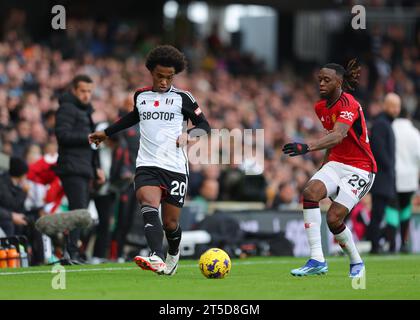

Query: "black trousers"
(93, 193), (116, 258)
(60, 175), (90, 258)
(21, 210), (45, 266)
(369, 194), (390, 252)
(0, 219), (14, 237)
(386, 192), (414, 251)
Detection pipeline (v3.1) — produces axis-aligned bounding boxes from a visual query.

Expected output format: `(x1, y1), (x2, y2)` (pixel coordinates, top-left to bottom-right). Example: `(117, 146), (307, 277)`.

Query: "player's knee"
(326, 211), (342, 231)
(140, 200), (159, 209)
(302, 186), (319, 202)
(162, 219), (178, 231)
(136, 192), (159, 208)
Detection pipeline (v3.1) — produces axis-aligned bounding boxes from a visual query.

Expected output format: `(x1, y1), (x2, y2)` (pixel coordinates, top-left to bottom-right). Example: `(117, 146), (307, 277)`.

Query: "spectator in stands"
(0, 157), (29, 236)
(25, 142), (62, 264)
(12, 120), (33, 158)
(24, 144), (42, 165)
(192, 179), (220, 214)
(271, 182), (299, 210)
(218, 163), (244, 201)
(187, 163), (204, 199)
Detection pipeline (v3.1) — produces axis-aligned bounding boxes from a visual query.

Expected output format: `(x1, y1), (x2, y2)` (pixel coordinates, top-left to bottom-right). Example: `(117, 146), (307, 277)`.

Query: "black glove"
(282, 142), (309, 157)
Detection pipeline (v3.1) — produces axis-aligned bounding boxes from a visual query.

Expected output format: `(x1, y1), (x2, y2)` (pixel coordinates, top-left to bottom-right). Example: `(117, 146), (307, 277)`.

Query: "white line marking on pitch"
(0, 255), (418, 276)
(0, 260), (287, 276)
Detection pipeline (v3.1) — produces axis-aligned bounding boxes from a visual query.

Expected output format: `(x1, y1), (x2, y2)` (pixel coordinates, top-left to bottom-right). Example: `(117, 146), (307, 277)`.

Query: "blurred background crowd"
(0, 0), (419, 263)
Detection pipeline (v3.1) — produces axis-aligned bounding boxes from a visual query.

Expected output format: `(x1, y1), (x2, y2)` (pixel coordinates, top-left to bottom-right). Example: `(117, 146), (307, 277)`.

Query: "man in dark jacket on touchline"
(368, 92), (400, 254)
(55, 75), (105, 264)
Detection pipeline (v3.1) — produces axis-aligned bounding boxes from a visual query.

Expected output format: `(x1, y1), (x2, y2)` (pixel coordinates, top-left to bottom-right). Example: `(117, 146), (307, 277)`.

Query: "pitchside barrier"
(211, 208), (420, 256)
(126, 202), (420, 257)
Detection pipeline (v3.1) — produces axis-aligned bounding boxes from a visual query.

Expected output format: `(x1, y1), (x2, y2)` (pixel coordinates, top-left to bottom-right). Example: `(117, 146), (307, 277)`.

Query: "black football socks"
(141, 205), (164, 260)
(165, 224), (182, 256)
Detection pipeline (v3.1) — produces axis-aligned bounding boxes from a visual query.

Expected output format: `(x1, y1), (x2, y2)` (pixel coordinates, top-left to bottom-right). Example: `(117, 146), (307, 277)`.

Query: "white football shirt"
(133, 86), (203, 174)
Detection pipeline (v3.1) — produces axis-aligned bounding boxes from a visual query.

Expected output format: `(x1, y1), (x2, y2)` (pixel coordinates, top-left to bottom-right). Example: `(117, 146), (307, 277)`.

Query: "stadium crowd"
(0, 9), (419, 263)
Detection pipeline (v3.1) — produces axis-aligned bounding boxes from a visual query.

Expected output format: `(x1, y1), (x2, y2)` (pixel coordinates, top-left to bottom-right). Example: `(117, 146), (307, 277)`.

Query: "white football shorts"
(310, 161), (375, 211)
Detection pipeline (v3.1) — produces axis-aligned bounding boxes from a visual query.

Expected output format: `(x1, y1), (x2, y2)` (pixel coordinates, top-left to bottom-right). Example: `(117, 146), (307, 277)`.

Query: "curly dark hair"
(145, 45), (187, 74)
(323, 58), (361, 91)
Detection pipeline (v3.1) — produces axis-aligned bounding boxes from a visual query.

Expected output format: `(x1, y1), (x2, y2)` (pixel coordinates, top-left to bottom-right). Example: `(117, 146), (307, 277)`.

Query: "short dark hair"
(72, 75), (93, 89)
(145, 45), (187, 74)
(9, 157), (28, 177)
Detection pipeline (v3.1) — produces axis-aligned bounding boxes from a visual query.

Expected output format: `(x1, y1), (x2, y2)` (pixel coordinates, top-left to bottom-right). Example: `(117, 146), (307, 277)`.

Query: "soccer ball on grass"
(199, 248), (231, 279)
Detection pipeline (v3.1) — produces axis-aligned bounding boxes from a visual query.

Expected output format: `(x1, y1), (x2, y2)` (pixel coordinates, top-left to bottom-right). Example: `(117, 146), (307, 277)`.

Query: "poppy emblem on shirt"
(154, 101), (159, 107)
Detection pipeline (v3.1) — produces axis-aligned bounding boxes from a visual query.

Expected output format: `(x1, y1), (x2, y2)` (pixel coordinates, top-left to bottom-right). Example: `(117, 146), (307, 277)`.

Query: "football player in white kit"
(89, 45), (210, 275)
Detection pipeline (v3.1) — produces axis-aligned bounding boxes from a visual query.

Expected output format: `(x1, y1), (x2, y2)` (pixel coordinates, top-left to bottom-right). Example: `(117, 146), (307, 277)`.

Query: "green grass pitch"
(0, 255), (419, 300)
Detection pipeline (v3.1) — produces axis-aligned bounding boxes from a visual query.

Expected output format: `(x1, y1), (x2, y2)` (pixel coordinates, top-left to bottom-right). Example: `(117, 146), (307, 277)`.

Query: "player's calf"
(141, 205), (165, 260)
(303, 198), (325, 263)
(163, 224), (182, 276)
(327, 203), (364, 275)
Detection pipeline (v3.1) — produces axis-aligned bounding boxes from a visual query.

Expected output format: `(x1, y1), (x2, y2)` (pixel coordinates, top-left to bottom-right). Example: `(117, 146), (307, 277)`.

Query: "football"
(199, 248), (231, 279)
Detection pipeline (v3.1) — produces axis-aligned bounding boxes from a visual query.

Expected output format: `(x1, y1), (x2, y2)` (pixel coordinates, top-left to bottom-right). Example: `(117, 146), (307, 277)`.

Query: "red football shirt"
(314, 92), (377, 173)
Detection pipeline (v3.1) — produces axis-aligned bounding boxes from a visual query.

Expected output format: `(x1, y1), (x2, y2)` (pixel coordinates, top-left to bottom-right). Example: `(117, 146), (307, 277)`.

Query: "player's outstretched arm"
(187, 116), (210, 137)
(308, 122), (350, 151)
(283, 122), (350, 157)
(176, 116), (210, 147)
(89, 110), (140, 147)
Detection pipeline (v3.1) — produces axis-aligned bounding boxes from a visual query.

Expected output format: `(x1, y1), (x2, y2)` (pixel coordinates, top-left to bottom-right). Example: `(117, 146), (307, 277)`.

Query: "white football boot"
(164, 251), (180, 276)
(134, 253), (166, 275)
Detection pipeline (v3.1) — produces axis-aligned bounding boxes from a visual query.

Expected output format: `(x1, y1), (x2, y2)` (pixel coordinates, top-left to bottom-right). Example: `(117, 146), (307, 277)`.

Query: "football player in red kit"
(283, 59), (377, 278)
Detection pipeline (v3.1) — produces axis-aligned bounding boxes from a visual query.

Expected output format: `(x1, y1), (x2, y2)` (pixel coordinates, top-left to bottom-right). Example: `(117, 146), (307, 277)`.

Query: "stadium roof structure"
(175, 0), (338, 11)
(0, 0), (341, 40)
